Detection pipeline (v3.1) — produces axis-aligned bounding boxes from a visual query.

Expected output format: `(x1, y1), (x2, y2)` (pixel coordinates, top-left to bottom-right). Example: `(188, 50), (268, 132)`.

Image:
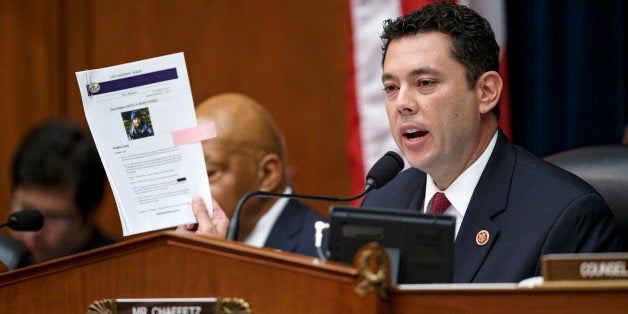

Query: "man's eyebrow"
(382, 67), (442, 82)
(408, 67), (442, 78)
(381, 73), (396, 82)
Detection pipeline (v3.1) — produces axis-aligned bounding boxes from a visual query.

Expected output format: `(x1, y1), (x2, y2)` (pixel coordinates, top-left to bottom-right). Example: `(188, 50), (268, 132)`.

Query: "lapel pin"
(476, 230), (489, 246)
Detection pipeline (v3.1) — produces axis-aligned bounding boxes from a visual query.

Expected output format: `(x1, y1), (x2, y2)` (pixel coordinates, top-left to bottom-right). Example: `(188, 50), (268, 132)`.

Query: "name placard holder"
(542, 252), (628, 282)
(86, 298), (252, 314)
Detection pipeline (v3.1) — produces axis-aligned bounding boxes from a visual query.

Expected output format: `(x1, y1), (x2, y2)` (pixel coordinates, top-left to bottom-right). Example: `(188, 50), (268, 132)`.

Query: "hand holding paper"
(176, 196), (229, 238)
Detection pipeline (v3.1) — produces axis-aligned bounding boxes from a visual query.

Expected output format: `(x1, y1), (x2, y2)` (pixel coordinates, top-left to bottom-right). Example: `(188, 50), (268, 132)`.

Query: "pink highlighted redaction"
(171, 123), (217, 147)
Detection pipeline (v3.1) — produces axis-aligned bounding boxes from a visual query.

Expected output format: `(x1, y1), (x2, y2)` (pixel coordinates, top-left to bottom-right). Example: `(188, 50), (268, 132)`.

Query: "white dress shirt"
(243, 187), (291, 247)
(423, 132), (498, 238)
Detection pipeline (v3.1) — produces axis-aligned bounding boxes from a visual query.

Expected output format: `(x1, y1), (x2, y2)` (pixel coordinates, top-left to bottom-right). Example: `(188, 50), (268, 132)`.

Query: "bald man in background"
(186, 93), (327, 257)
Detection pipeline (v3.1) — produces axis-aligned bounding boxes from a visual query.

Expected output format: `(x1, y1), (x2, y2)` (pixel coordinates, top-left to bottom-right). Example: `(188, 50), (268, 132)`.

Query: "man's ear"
(257, 153), (283, 192)
(476, 71), (503, 114)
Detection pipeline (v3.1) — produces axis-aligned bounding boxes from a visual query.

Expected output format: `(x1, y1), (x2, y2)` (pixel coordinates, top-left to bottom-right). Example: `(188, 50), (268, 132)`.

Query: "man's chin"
(405, 155), (433, 172)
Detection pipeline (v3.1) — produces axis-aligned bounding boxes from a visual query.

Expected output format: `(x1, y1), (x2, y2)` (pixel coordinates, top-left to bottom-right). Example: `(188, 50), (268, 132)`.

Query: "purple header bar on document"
(87, 68), (178, 96)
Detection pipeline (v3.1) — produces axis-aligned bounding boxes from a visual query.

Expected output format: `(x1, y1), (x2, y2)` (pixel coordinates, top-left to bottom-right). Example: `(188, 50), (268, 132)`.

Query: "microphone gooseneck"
(226, 151), (404, 241)
(0, 209), (44, 231)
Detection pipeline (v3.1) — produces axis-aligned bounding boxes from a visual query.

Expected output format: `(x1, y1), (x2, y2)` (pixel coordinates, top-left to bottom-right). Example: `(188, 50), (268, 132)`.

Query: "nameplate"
(87, 298), (252, 314)
(542, 252), (628, 281)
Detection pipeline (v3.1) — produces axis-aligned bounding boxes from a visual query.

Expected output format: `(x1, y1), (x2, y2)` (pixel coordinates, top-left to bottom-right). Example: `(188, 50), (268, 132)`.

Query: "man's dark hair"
(381, 2), (501, 117)
(11, 119), (106, 220)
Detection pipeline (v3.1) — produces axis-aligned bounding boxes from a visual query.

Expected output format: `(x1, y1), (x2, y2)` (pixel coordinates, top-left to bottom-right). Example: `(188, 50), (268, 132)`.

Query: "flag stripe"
(400, 0), (438, 14)
(460, 0), (512, 139)
(348, 0), (401, 197)
(498, 51), (512, 139)
(346, 0), (365, 198)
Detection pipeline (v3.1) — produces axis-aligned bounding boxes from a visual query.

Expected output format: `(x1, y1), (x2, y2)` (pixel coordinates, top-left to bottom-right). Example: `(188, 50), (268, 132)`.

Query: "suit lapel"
(264, 199), (301, 252)
(453, 131), (516, 282)
(407, 172), (427, 211)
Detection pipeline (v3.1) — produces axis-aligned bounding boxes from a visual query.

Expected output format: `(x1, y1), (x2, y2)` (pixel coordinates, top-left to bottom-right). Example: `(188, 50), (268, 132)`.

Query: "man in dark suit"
(178, 93), (326, 257)
(362, 2), (622, 283)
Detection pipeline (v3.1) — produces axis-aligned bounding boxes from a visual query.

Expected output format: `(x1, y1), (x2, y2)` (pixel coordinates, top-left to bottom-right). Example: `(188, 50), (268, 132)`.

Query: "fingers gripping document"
(76, 52), (215, 236)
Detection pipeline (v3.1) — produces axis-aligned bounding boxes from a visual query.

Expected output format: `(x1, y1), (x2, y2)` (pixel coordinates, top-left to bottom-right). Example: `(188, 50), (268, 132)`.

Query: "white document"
(76, 52), (213, 235)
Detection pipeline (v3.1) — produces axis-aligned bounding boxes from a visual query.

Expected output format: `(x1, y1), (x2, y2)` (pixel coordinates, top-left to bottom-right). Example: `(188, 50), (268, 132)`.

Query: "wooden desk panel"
(391, 284), (628, 314)
(2, 232), (627, 313)
(0, 232), (381, 313)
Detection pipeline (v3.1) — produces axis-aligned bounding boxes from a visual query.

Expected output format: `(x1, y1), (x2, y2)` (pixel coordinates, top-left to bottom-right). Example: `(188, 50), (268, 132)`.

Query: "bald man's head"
(196, 93), (284, 160)
(195, 93), (287, 236)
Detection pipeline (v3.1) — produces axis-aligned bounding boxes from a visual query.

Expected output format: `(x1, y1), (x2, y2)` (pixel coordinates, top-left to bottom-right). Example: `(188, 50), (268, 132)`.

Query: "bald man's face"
(202, 139), (261, 219)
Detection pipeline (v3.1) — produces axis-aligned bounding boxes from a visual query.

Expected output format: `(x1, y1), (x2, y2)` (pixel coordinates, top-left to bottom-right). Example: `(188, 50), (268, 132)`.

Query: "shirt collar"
(423, 131), (498, 217)
(243, 186), (291, 247)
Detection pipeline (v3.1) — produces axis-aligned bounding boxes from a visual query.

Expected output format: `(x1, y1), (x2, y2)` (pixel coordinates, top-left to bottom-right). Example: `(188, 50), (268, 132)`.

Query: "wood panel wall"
(0, 0), (351, 238)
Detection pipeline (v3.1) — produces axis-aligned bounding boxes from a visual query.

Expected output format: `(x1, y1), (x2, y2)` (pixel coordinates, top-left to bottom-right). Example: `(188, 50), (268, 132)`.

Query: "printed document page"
(76, 52), (213, 235)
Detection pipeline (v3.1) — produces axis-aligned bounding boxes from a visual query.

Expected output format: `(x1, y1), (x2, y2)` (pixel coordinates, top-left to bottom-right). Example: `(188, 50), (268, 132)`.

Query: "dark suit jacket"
(264, 199), (328, 258)
(362, 131), (623, 283)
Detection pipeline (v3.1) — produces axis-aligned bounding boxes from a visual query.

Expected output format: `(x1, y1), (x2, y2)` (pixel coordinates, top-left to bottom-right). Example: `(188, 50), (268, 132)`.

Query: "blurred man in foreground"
(7, 119), (117, 266)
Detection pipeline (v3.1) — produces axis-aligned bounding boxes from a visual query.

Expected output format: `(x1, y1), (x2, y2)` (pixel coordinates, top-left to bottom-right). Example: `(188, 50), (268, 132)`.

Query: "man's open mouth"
(403, 128), (428, 140)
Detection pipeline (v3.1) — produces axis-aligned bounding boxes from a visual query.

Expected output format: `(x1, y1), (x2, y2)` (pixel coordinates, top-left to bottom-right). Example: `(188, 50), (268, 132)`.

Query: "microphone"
(364, 151), (405, 190)
(0, 209), (44, 231)
(226, 151), (404, 241)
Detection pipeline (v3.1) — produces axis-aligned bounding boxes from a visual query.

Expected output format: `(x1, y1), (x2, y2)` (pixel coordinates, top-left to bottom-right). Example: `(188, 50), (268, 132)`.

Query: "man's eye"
(418, 80), (434, 87)
(383, 85), (398, 93)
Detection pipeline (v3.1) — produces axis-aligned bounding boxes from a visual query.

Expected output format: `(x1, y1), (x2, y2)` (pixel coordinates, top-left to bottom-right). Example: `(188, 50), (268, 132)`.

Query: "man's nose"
(395, 86), (418, 115)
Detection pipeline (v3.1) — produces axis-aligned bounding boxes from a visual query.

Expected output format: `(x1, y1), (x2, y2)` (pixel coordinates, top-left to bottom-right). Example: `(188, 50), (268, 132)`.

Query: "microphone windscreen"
(8, 209), (44, 231)
(366, 151), (404, 189)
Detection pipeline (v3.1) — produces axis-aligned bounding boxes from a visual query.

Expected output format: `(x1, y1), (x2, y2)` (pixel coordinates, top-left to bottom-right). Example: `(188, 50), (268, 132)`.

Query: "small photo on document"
(123, 108), (155, 140)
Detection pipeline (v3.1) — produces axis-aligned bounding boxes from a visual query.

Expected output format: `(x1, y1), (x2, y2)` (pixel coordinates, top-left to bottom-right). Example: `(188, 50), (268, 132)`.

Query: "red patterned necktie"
(429, 192), (451, 215)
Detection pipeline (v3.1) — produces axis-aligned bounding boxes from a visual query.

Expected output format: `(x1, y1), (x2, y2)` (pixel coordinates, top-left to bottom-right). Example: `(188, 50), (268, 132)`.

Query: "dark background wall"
(507, 0), (626, 156)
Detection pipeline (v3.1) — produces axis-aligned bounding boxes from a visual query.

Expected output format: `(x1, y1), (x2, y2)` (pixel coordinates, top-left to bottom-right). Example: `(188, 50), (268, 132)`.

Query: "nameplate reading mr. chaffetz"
(86, 298), (252, 314)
